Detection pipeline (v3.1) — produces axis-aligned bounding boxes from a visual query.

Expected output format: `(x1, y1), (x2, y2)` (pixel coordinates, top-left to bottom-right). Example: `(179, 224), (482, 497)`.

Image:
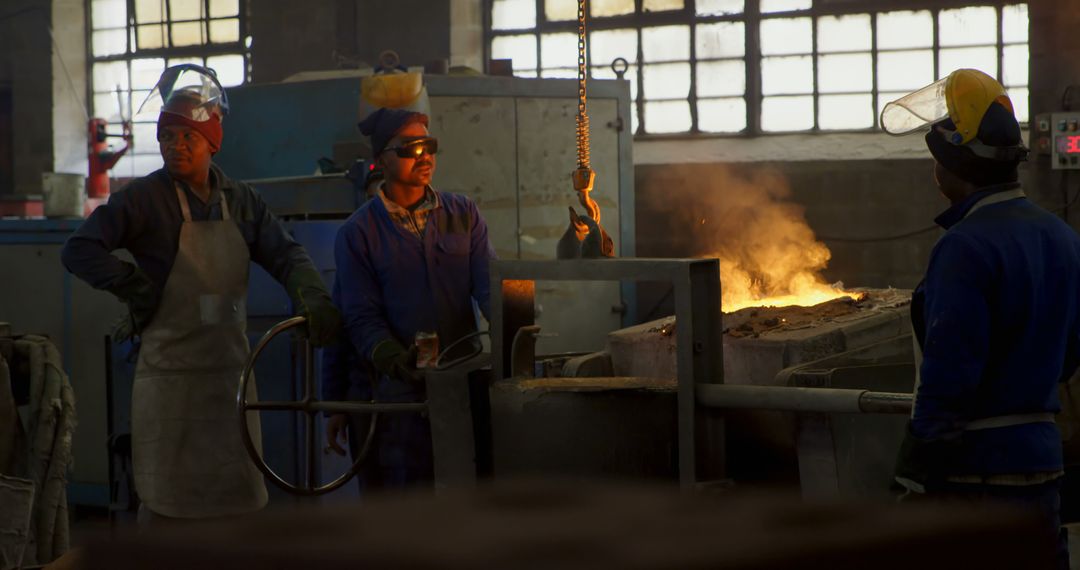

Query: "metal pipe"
(696, 384), (912, 414)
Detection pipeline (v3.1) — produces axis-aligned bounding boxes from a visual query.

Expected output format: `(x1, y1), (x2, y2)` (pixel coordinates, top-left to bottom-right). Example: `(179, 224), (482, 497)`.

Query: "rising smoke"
(649, 164), (839, 312)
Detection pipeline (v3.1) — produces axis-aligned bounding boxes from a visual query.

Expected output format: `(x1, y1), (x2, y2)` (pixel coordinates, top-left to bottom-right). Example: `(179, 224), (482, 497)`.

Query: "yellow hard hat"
(361, 72), (423, 109)
(881, 68), (1015, 144)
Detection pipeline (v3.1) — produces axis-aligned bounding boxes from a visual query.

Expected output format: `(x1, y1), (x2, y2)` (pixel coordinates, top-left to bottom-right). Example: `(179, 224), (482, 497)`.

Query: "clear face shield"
(880, 77), (951, 137)
(137, 64), (229, 123)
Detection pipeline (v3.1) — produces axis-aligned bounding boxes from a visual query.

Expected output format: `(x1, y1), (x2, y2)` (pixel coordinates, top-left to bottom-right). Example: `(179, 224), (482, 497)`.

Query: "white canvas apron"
(910, 188), (1053, 430)
(131, 184), (267, 518)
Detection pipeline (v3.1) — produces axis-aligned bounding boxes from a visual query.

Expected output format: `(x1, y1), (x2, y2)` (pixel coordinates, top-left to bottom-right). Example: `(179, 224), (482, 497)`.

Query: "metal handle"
(236, 317), (387, 496)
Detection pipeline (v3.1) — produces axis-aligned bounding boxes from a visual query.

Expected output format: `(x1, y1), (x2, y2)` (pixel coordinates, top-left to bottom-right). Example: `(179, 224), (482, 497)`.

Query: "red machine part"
(87, 118), (132, 198)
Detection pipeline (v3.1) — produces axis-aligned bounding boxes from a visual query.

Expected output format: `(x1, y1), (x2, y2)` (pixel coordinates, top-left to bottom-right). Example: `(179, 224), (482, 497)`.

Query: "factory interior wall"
(250, 0), (455, 84)
(0, 0), (54, 197)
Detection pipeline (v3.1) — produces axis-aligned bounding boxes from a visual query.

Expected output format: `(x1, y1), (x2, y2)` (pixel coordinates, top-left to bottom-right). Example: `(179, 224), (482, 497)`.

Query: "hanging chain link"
(575, 0), (590, 171)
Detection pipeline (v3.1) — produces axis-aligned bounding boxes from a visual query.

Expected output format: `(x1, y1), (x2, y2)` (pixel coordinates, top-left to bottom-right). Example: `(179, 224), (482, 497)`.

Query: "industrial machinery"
(1034, 112), (1080, 169)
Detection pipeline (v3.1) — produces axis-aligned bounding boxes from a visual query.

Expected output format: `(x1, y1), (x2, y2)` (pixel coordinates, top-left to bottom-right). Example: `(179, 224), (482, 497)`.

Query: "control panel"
(1034, 112), (1080, 170)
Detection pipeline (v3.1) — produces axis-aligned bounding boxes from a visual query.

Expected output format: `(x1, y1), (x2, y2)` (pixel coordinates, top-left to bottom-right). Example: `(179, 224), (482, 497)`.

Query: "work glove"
(105, 264), (160, 342)
(893, 420), (960, 495)
(372, 339), (425, 384)
(286, 267), (343, 348)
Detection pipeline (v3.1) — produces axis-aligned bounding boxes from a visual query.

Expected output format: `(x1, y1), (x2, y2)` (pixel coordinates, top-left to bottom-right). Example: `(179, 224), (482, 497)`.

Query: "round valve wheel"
(236, 316), (378, 496)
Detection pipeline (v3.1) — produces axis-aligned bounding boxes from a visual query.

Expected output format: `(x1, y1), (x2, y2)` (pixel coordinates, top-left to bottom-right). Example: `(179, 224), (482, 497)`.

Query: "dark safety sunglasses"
(382, 137), (439, 159)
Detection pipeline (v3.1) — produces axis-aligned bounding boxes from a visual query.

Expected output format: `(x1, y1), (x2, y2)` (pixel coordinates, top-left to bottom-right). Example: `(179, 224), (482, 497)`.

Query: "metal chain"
(576, 0), (590, 170)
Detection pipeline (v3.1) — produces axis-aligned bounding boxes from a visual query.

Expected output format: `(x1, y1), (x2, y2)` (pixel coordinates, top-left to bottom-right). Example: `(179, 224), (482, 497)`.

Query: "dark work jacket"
(334, 189), (494, 404)
(911, 183), (1080, 476)
(61, 165), (317, 296)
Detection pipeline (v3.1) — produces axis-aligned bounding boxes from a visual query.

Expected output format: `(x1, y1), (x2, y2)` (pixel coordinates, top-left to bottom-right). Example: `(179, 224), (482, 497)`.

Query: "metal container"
(41, 173), (85, 219)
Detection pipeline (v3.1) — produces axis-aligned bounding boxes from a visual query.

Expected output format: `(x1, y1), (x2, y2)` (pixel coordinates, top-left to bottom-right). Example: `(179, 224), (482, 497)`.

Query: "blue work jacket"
(912, 183), (1080, 476)
(333, 189), (494, 403)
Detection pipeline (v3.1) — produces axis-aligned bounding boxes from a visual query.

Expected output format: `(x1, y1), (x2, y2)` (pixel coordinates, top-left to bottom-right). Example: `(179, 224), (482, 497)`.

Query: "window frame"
(484, 0), (1029, 138)
(85, 0), (251, 175)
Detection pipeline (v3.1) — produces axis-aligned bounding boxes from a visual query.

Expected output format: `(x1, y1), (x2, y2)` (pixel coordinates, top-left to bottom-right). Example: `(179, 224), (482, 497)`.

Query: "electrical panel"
(1034, 112), (1080, 170)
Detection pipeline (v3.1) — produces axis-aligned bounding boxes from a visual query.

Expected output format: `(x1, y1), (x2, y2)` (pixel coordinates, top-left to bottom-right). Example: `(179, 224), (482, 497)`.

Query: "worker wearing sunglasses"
(324, 108), (495, 492)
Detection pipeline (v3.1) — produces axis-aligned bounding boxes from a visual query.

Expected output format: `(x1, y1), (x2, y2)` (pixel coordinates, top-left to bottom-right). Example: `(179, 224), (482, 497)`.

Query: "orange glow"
(681, 166), (862, 313)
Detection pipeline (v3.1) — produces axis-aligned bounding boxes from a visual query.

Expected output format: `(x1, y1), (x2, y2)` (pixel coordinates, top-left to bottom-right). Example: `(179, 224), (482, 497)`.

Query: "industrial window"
(88, 0), (249, 177)
(485, 1), (1029, 136)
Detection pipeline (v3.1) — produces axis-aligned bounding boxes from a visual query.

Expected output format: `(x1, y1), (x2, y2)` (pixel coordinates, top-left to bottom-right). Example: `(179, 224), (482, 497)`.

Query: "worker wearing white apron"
(62, 64), (342, 521)
(882, 69), (1080, 569)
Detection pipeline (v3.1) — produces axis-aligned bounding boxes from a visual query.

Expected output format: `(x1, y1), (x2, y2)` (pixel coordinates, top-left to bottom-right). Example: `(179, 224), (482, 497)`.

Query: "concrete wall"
(0, 1), (54, 196)
(250, 0), (457, 84)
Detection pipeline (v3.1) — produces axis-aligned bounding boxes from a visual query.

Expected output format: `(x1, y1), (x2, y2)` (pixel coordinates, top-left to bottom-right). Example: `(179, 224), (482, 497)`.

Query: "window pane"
(761, 96), (813, 131)
(818, 53), (871, 93)
(877, 11), (932, 50)
(545, 0), (575, 21)
(643, 100), (691, 133)
(642, 63), (691, 99)
(93, 92), (125, 123)
(169, 0), (203, 21)
(761, 55), (812, 95)
(131, 90), (156, 121)
(132, 122), (158, 150)
(540, 68), (577, 79)
(939, 7), (997, 47)
(168, 56), (205, 67)
(136, 24), (166, 49)
(210, 18), (240, 43)
(817, 15), (870, 53)
(697, 60), (745, 97)
(591, 29), (638, 66)
(135, 0), (163, 23)
(591, 64), (638, 98)
(696, 22), (744, 59)
(760, 0), (810, 13)
(592, 0), (634, 17)
(540, 33), (577, 70)
(819, 94), (873, 130)
(643, 0), (683, 12)
(93, 61), (130, 92)
(492, 0), (536, 30)
(209, 0), (239, 18)
(1003, 45), (1029, 87)
(1009, 87), (1029, 123)
(207, 54), (246, 86)
(760, 17), (812, 56)
(492, 34), (538, 72)
(92, 0), (127, 29)
(698, 98), (746, 132)
(131, 58), (165, 90)
(171, 21), (205, 47)
(92, 29), (127, 56)
(938, 46), (997, 80)
(1003, 4), (1029, 44)
(697, 0), (743, 16)
(877, 50), (933, 92)
(642, 25), (689, 62)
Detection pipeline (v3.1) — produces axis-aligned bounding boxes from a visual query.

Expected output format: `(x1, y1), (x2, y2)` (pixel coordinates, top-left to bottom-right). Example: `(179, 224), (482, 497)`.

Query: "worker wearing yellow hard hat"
(886, 68), (1079, 569)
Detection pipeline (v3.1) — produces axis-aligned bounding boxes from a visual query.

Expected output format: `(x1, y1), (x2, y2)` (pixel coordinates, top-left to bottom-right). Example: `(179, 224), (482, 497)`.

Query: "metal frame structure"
(489, 258), (722, 487)
(484, 0), (1029, 136)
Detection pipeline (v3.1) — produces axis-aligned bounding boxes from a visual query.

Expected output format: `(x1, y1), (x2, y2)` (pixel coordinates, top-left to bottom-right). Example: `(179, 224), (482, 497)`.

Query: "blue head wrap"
(358, 108), (429, 156)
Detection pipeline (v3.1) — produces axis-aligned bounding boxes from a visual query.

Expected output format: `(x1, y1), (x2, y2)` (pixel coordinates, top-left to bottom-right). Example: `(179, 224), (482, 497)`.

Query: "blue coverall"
(333, 189), (494, 487)
(911, 183), (1080, 566)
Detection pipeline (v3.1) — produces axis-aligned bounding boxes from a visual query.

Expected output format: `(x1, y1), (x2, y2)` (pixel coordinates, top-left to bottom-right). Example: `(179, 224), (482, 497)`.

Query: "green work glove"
(286, 267), (342, 348)
(371, 339), (424, 383)
(105, 264), (160, 341)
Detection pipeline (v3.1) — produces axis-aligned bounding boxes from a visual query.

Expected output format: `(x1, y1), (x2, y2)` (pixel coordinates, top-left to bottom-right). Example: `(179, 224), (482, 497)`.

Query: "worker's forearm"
(60, 236), (138, 291)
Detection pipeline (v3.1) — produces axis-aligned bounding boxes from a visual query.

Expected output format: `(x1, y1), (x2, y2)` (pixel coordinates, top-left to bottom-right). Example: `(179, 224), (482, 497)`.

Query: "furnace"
(487, 259), (915, 497)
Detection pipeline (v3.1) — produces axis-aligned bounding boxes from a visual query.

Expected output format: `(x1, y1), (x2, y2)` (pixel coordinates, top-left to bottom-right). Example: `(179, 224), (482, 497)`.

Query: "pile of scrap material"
(723, 288), (912, 339)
